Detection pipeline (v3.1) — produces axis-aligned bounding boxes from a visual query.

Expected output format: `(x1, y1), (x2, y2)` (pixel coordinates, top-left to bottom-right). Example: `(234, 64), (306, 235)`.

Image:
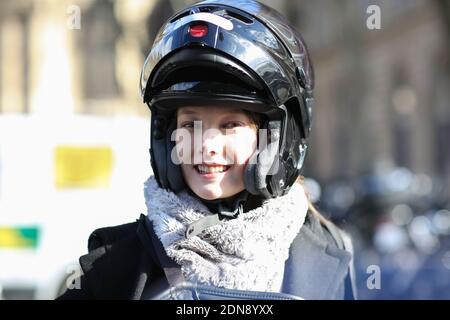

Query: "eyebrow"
(177, 109), (198, 116)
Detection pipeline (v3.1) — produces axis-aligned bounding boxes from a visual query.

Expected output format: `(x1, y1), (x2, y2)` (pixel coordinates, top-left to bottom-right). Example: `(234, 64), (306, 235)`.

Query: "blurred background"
(0, 0), (449, 299)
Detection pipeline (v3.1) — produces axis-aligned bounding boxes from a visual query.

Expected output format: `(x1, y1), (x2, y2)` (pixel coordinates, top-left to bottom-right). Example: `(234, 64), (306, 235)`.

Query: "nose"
(202, 129), (224, 158)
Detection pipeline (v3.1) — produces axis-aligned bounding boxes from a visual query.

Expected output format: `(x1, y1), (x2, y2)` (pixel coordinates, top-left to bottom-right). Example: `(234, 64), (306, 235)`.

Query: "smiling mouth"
(194, 164), (231, 174)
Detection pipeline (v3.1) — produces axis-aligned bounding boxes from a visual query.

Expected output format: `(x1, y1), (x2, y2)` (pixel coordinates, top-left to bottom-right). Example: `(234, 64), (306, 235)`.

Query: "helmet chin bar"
(245, 104), (307, 199)
(244, 120), (280, 198)
(149, 111), (185, 192)
(297, 144), (308, 170)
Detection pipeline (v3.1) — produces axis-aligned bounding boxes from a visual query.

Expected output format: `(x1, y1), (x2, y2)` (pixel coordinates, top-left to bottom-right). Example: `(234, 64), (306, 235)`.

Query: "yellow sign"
(54, 146), (114, 188)
(0, 226), (39, 249)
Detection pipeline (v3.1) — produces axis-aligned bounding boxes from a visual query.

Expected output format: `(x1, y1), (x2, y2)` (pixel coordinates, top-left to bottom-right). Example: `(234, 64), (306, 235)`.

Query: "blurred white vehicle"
(0, 114), (151, 299)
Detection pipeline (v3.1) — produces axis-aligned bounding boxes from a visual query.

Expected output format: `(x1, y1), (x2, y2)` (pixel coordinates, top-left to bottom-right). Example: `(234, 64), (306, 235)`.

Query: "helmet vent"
(198, 6), (217, 13)
(171, 6), (253, 26)
(170, 10), (190, 23)
(223, 10), (253, 25)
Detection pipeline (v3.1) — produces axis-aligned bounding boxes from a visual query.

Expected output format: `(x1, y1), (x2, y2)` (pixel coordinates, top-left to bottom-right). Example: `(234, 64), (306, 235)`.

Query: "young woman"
(58, 0), (356, 300)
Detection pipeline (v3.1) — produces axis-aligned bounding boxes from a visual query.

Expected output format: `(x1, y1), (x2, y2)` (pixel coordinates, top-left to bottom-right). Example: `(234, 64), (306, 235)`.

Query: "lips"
(194, 164), (230, 174)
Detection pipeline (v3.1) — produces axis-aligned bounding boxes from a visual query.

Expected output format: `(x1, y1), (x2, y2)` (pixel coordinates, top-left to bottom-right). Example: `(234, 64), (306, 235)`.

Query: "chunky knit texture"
(144, 176), (308, 292)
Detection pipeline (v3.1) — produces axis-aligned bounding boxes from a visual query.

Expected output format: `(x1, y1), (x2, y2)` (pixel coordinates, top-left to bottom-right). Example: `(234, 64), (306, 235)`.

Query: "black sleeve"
(56, 274), (94, 300)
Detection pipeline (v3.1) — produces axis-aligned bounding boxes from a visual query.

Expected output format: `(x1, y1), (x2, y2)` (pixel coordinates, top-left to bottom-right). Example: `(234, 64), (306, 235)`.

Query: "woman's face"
(175, 106), (258, 200)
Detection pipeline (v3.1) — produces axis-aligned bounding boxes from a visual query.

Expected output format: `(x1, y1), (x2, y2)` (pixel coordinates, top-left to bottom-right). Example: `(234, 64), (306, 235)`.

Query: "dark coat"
(58, 212), (356, 300)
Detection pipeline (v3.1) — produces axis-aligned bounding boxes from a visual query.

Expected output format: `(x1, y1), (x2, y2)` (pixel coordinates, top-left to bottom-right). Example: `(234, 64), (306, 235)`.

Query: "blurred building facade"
(0, 0), (449, 187)
(0, 0), (157, 116)
(295, 0), (450, 194)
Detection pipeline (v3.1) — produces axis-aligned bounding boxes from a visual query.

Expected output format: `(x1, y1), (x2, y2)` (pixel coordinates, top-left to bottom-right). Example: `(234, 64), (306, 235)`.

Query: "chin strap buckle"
(185, 203), (243, 239)
(217, 202), (243, 219)
(185, 214), (223, 238)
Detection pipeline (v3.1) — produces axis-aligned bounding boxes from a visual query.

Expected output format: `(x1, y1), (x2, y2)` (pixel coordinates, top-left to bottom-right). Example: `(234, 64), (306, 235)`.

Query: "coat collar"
(282, 220), (352, 299)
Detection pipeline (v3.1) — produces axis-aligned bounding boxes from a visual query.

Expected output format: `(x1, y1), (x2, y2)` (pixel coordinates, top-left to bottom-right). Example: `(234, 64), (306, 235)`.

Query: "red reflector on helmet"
(189, 23), (208, 38)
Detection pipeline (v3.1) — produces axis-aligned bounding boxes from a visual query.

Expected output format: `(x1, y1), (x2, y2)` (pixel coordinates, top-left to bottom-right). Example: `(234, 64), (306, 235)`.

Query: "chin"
(192, 187), (222, 200)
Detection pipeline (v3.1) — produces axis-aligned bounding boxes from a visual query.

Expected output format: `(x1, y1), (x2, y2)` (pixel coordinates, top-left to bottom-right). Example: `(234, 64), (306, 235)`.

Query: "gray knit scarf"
(144, 176), (308, 292)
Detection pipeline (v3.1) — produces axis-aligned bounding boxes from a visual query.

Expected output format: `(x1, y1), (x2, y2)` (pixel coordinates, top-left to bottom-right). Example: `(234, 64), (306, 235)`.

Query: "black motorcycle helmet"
(140, 0), (315, 206)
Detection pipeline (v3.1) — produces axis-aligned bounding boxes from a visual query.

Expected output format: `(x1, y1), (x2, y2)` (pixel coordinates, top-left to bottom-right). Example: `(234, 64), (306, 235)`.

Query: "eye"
(222, 121), (245, 130)
(179, 121), (194, 129)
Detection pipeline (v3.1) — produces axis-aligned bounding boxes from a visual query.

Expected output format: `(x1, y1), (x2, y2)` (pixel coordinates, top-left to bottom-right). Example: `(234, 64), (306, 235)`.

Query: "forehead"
(177, 106), (247, 117)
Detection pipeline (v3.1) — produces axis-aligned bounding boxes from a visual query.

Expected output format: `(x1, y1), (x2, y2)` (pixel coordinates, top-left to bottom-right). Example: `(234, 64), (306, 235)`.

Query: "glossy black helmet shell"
(141, 0), (314, 138)
(140, 0), (315, 198)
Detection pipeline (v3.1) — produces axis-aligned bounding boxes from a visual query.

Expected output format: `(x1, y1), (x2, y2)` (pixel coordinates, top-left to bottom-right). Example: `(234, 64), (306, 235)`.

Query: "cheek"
(174, 130), (195, 164)
(180, 164), (189, 181)
(227, 130), (257, 163)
